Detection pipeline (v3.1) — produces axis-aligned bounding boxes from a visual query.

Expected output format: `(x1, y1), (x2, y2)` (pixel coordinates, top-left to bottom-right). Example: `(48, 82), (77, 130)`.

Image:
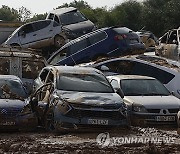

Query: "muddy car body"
(0, 47), (46, 91)
(4, 20), (62, 49)
(136, 30), (158, 52)
(31, 66), (129, 131)
(156, 28), (180, 61)
(108, 75), (180, 126)
(46, 7), (95, 40)
(0, 75), (37, 130)
(88, 55), (180, 99)
(48, 27), (145, 66)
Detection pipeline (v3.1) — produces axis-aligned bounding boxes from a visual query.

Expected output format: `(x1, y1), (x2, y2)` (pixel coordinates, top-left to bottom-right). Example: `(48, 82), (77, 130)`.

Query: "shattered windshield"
(121, 79), (170, 96)
(0, 79), (27, 99)
(57, 73), (114, 93)
(59, 11), (87, 25)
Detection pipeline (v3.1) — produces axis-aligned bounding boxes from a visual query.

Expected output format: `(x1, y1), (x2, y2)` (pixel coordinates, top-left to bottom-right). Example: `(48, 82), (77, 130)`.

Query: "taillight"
(114, 34), (127, 41)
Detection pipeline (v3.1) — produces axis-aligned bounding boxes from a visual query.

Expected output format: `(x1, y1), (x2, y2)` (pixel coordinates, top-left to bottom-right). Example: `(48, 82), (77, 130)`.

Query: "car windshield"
(59, 11), (87, 25)
(0, 79), (27, 99)
(57, 73), (114, 93)
(121, 79), (171, 96)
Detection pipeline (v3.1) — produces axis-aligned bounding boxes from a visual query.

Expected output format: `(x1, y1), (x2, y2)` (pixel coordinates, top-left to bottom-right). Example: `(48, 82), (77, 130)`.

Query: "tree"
(111, 0), (144, 31)
(17, 6), (31, 22)
(28, 13), (47, 22)
(0, 5), (19, 21)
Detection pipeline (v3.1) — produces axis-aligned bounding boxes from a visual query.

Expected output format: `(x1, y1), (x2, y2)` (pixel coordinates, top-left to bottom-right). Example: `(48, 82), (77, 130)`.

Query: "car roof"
(50, 65), (103, 75)
(93, 55), (180, 73)
(48, 7), (77, 15)
(108, 75), (155, 80)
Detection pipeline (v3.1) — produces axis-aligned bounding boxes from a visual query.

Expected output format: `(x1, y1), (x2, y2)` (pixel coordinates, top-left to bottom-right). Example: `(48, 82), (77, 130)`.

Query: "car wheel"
(54, 35), (65, 48)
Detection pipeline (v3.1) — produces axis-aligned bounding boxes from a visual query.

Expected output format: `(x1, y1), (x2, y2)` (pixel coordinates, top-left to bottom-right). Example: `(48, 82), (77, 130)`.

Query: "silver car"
(5, 20), (62, 49)
(108, 75), (180, 126)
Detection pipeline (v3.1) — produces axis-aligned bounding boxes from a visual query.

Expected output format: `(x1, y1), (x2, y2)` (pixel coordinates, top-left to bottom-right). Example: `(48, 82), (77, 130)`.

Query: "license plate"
(88, 119), (108, 125)
(156, 116), (175, 121)
(0, 121), (16, 126)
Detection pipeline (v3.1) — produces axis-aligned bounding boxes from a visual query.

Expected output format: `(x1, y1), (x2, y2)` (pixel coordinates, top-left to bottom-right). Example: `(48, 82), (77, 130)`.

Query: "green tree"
(18, 6), (31, 22)
(111, 0), (144, 31)
(0, 5), (19, 21)
(28, 13), (47, 22)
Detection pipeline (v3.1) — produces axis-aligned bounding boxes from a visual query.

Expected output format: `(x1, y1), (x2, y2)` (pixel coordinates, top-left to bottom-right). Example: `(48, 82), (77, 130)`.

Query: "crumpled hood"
(56, 91), (123, 106)
(63, 20), (94, 32)
(0, 99), (25, 109)
(125, 96), (180, 109)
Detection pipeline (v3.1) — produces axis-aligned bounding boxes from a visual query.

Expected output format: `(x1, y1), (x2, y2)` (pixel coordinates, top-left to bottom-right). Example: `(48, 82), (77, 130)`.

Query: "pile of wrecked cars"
(0, 7), (180, 134)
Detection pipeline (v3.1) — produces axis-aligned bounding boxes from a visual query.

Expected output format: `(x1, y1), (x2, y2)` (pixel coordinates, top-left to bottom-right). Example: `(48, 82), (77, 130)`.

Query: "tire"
(54, 35), (65, 48)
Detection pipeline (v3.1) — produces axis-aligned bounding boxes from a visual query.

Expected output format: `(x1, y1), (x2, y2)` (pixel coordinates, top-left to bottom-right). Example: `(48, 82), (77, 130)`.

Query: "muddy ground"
(0, 127), (179, 154)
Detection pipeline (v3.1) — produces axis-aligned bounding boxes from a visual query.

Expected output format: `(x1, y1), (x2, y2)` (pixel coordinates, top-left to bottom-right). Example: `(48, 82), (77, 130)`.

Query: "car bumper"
(131, 112), (177, 126)
(54, 110), (129, 131)
(0, 113), (38, 131)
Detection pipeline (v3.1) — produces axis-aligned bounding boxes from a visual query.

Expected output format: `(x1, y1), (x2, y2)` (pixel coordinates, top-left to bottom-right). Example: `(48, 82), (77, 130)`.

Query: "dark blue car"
(48, 27), (145, 66)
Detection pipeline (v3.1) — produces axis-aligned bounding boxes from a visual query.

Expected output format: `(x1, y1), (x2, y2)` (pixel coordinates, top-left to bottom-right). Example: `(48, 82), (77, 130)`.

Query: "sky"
(0, 0), (126, 15)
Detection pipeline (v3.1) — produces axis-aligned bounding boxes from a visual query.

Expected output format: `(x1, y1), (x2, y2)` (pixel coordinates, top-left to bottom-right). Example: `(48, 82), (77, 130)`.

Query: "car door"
(18, 23), (35, 48)
(30, 20), (53, 48)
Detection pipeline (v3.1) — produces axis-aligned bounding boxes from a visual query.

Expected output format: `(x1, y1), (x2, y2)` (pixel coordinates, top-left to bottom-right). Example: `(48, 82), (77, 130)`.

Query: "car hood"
(0, 99), (25, 109)
(124, 95), (180, 109)
(56, 91), (123, 106)
(63, 20), (94, 32)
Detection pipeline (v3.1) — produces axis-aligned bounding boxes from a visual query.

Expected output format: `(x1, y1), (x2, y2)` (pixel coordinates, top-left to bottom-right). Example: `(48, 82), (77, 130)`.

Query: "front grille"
(147, 109), (179, 114)
(66, 109), (125, 120)
(71, 103), (121, 110)
(147, 109), (160, 113)
(0, 108), (22, 119)
(168, 109), (179, 113)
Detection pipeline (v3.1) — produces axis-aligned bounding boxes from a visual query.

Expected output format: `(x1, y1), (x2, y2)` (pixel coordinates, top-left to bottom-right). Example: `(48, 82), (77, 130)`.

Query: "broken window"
(22, 60), (45, 79)
(167, 31), (178, 44)
(0, 58), (10, 75)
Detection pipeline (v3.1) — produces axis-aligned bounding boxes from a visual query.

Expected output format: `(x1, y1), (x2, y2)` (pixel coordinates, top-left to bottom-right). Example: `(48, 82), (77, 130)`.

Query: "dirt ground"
(0, 127), (179, 154)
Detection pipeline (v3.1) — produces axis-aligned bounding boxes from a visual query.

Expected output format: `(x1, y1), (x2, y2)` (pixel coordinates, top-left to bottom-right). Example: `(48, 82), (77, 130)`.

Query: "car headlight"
(132, 104), (147, 113)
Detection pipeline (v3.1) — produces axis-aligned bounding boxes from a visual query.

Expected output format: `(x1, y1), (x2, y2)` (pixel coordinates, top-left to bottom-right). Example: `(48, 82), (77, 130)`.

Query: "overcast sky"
(0, 0), (128, 15)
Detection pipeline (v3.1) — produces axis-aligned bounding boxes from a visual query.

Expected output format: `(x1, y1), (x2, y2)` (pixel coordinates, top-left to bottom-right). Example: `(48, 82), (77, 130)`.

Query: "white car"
(107, 75), (180, 126)
(91, 55), (180, 99)
(5, 20), (63, 49)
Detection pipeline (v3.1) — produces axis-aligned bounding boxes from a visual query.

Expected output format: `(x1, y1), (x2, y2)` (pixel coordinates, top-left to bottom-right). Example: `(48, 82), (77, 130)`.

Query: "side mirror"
(100, 65), (109, 71)
(116, 88), (124, 98)
(171, 91), (175, 96)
